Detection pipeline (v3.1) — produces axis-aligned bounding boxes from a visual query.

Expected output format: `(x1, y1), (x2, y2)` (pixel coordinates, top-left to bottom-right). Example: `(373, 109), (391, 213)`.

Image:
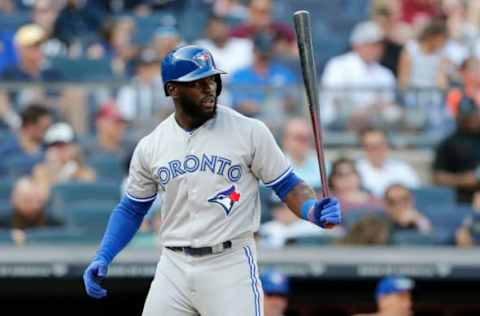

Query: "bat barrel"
(293, 10), (319, 112)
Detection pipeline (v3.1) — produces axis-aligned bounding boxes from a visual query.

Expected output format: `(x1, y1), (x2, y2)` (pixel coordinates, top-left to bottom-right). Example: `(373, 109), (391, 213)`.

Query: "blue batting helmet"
(260, 270), (289, 296)
(161, 45), (226, 96)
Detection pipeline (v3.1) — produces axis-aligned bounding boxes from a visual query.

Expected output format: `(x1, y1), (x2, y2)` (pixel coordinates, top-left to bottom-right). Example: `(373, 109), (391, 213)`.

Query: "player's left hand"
(83, 259), (109, 299)
(309, 197), (342, 228)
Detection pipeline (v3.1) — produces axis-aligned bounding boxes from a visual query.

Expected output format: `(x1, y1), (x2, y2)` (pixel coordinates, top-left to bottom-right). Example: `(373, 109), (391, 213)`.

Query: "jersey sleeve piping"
(125, 192), (157, 203)
(262, 166), (293, 187)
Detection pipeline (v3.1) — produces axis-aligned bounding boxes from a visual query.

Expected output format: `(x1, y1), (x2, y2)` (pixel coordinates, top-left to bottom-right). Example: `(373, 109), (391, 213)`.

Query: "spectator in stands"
(433, 97), (480, 203)
(456, 190), (480, 247)
(83, 101), (130, 161)
(329, 158), (383, 212)
(0, 0), (15, 13)
(1, 24), (63, 82)
(354, 276), (414, 316)
(259, 197), (344, 249)
(95, 16), (138, 76)
(398, 18), (448, 90)
(401, 0), (441, 27)
(320, 21), (398, 131)
(282, 118), (323, 190)
(230, 0), (295, 53)
(441, 0), (479, 67)
(356, 128), (421, 197)
(373, 7), (404, 77)
(260, 270), (289, 316)
(212, 0), (248, 21)
(195, 15), (253, 81)
(446, 57), (480, 118)
(117, 48), (172, 132)
(53, 0), (103, 52)
(31, 0), (67, 58)
(384, 184), (432, 234)
(229, 32), (298, 125)
(10, 176), (60, 245)
(0, 104), (51, 177)
(340, 216), (391, 246)
(32, 122), (95, 201)
(151, 26), (182, 62)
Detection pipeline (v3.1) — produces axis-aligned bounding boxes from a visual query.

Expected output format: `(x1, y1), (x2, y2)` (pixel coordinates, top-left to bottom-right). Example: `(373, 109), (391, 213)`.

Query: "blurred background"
(1, 0), (480, 315)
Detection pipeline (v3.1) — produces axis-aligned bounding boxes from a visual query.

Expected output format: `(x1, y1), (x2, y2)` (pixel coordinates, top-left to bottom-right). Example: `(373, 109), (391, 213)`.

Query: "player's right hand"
(83, 259), (109, 299)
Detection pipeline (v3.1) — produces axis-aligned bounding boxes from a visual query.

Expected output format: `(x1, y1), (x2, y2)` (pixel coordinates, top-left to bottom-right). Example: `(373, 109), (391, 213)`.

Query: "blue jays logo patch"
(208, 185), (240, 216)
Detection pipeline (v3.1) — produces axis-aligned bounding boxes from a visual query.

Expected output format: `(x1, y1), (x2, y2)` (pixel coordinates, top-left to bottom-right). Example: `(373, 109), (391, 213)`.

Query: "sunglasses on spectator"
(386, 194), (411, 205)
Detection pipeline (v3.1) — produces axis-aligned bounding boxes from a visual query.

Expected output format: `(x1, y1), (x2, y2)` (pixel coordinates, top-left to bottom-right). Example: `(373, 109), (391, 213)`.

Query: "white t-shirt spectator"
(404, 40), (445, 87)
(195, 38), (253, 82)
(356, 158), (421, 197)
(320, 52), (396, 125)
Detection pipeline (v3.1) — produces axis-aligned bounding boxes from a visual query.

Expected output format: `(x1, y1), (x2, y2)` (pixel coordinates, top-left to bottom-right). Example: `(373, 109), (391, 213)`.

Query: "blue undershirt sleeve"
(94, 195), (154, 264)
(270, 171), (302, 201)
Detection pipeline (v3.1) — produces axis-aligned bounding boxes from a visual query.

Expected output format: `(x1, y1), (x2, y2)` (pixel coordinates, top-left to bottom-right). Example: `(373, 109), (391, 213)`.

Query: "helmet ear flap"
(215, 75), (222, 96)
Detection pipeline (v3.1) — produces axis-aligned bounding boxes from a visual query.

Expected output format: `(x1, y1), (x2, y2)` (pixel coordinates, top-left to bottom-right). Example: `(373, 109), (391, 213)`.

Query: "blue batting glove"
(301, 197), (342, 228)
(83, 259), (109, 299)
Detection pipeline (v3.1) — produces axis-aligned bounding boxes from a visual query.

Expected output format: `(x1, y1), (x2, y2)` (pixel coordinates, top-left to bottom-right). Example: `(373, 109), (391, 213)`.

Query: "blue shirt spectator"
(0, 31), (18, 74)
(228, 32), (298, 120)
(0, 104), (52, 178)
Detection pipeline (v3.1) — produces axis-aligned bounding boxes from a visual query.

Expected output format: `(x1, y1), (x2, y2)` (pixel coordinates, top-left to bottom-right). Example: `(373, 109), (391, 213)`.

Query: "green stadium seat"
(0, 229), (13, 245)
(24, 227), (92, 245)
(49, 181), (121, 221)
(391, 230), (437, 246)
(412, 186), (456, 210)
(88, 156), (124, 182)
(48, 57), (114, 82)
(65, 200), (116, 234)
(0, 179), (14, 200)
(286, 234), (338, 246)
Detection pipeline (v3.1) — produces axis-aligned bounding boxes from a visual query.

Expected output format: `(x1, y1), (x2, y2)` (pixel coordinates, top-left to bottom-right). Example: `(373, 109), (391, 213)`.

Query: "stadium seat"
(64, 201), (116, 240)
(48, 57), (114, 82)
(0, 229), (13, 245)
(49, 181), (121, 221)
(0, 12), (31, 33)
(24, 227), (92, 245)
(286, 235), (338, 246)
(412, 186), (456, 210)
(0, 179), (15, 200)
(0, 202), (12, 226)
(391, 230), (438, 246)
(88, 156), (124, 182)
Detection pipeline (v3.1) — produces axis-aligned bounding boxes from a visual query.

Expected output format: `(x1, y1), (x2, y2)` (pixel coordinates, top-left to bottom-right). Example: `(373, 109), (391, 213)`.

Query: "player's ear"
(167, 83), (178, 98)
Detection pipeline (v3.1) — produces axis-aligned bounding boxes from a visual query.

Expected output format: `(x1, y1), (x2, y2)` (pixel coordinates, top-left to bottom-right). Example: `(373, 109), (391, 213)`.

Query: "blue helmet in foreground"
(161, 45), (226, 97)
(260, 270), (289, 296)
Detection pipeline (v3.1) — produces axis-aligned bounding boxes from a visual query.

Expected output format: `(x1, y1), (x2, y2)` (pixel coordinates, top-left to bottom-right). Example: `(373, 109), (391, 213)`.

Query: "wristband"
(300, 199), (316, 221)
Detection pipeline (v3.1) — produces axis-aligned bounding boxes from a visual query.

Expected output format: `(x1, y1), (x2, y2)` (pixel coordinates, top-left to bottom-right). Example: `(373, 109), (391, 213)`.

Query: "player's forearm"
(283, 181), (317, 219)
(95, 196), (153, 264)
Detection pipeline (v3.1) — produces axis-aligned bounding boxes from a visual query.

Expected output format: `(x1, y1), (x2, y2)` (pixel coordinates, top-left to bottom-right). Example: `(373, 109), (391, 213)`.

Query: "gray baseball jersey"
(125, 105), (292, 247)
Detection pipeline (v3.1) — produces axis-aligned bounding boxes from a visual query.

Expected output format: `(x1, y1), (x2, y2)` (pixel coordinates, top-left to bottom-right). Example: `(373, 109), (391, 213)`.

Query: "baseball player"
(260, 270), (289, 316)
(353, 276), (415, 316)
(83, 45), (342, 316)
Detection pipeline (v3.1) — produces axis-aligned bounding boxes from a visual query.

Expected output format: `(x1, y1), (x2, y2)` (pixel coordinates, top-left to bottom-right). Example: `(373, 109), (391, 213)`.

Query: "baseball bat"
(293, 10), (330, 198)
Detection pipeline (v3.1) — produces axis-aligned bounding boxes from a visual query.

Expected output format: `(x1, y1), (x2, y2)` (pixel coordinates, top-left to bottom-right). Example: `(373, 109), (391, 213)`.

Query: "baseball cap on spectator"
(350, 21), (384, 45)
(14, 24), (47, 47)
(44, 122), (75, 146)
(376, 276), (414, 299)
(260, 270), (289, 296)
(97, 101), (126, 122)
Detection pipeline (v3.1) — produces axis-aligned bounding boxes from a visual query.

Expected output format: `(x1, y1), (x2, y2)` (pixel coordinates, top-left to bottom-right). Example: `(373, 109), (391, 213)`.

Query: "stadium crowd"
(0, 0), (480, 249)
